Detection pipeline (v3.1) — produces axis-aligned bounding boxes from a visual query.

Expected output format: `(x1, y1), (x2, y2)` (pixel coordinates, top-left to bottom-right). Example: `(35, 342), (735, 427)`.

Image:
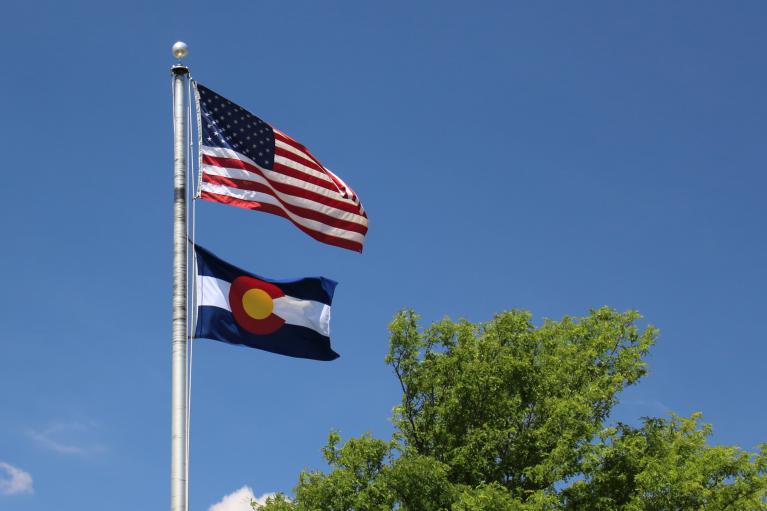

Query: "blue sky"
(1, 1), (766, 509)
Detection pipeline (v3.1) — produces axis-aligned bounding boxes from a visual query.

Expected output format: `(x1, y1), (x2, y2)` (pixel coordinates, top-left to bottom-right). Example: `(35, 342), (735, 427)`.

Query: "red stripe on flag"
(202, 173), (368, 235)
(274, 147), (324, 173)
(203, 154), (364, 215)
(199, 191), (364, 252)
(202, 154), (338, 193)
(273, 130), (336, 181)
(273, 129), (311, 155)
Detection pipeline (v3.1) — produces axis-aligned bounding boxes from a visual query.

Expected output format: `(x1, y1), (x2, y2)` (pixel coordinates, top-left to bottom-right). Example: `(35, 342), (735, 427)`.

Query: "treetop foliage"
(257, 308), (767, 510)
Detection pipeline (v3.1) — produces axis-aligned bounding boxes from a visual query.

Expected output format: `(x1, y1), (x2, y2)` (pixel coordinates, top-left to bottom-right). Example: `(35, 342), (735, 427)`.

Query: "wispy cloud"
(209, 486), (279, 511)
(0, 461), (33, 496)
(621, 399), (672, 416)
(27, 421), (105, 456)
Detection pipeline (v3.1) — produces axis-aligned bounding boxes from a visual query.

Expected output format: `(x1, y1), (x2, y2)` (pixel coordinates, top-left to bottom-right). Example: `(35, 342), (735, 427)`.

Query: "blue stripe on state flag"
(193, 244), (339, 361)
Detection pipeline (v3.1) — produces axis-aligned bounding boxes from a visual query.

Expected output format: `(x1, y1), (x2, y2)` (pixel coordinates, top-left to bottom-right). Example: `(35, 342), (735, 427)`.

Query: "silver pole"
(170, 41), (189, 511)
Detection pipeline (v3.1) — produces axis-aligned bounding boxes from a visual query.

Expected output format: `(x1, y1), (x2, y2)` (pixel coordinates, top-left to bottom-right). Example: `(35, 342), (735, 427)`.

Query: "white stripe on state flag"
(196, 275), (331, 337)
(199, 182), (367, 244)
(201, 164), (368, 226)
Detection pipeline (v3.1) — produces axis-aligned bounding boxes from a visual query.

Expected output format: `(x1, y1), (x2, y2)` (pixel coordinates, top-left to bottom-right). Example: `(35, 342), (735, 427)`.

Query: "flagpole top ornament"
(172, 41), (189, 61)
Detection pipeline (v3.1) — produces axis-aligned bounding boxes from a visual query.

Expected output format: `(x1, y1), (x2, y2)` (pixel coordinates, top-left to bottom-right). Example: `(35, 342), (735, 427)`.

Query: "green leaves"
(268, 433), (453, 511)
(563, 414), (767, 510)
(387, 307), (658, 492)
(258, 308), (767, 511)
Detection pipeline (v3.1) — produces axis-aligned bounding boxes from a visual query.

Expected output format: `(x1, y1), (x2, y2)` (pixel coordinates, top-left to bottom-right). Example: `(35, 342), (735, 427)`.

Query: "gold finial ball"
(172, 41), (189, 60)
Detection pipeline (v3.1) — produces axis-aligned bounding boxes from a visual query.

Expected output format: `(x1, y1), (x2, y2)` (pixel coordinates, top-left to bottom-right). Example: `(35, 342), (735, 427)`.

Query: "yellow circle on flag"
(241, 288), (274, 320)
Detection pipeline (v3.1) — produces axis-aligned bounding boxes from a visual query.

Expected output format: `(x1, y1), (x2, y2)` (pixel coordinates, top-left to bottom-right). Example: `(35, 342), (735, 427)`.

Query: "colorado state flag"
(193, 244), (339, 361)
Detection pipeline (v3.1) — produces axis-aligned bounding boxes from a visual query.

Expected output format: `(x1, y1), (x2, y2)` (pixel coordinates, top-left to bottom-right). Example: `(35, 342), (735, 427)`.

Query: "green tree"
(563, 414), (767, 510)
(256, 308), (767, 510)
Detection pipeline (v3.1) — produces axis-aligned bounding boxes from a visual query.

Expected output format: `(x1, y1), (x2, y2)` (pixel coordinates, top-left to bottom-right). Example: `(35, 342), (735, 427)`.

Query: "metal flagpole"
(171, 41), (189, 511)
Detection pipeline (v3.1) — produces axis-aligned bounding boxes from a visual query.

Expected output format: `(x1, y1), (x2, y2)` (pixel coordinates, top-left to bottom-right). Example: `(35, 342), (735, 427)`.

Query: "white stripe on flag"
(201, 164), (367, 223)
(197, 274), (230, 310)
(275, 139), (319, 163)
(199, 182), (366, 243)
(196, 275), (331, 337)
(202, 145), (338, 189)
(273, 155), (334, 183)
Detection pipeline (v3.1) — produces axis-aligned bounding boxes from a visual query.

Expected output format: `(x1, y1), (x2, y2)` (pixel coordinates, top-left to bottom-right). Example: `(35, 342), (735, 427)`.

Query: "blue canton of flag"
(193, 244), (339, 361)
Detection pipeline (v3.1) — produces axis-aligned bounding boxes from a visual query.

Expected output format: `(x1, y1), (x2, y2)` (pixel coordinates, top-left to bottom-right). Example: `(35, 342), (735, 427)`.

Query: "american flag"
(193, 82), (368, 252)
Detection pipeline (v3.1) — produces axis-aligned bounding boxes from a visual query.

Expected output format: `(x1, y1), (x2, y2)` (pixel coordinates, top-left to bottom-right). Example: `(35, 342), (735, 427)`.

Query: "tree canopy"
(256, 308), (767, 510)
